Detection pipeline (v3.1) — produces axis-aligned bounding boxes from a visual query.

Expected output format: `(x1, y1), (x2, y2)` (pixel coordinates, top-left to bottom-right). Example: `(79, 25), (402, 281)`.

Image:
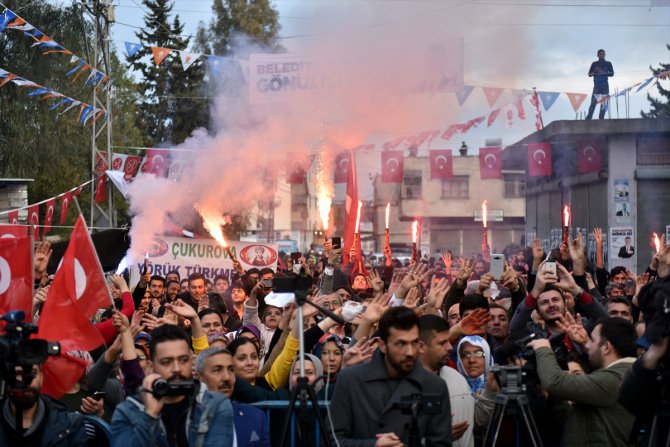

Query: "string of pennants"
(0, 67), (107, 126)
(124, 41), (245, 75)
(0, 179), (94, 236)
(594, 68), (670, 105)
(0, 5), (109, 87)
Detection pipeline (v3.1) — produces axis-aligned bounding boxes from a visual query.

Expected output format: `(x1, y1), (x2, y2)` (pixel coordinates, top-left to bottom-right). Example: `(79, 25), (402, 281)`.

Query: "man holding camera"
(0, 363), (88, 446)
(329, 307), (452, 446)
(528, 317), (637, 446)
(111, 324), (234, 446)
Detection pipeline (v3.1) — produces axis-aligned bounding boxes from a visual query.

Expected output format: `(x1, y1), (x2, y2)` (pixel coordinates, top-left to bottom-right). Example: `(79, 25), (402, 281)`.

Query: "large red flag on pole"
(0, 236), (33, 316)
(343, 150), (362, 267)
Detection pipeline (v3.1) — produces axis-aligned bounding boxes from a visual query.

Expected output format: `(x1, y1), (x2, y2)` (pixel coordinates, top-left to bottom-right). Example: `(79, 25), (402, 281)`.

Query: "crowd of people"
(1, 228), (669, 447)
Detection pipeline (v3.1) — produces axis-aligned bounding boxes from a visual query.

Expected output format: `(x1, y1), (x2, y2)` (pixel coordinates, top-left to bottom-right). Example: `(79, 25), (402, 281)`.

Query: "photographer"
(110, 324), (234, 446)
(0, 363), (88, 446)
(528, 317), (637, 447)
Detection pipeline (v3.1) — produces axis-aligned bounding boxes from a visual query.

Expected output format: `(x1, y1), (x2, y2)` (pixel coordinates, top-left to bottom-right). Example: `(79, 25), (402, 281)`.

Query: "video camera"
(0, 310), (60, 392)
(494, 331), (569, 370)
(151, 378), (195, 399)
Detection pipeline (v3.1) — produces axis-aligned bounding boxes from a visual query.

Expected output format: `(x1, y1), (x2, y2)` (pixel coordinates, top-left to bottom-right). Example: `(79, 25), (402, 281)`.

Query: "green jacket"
(535, 347), (635, 447)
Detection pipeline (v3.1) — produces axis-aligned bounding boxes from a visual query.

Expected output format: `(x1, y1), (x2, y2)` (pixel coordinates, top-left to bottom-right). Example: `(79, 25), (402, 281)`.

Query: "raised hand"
(592, 227), (603, 245)
(477, 272), (494, 295)
(425, 277), (449, 311)
(532, 239), (544, 269)
(108, 274), (130, 293)
(531, 262), (558, 299)
(402, 287), (420, 309)
(367, 269), (385, 295)
(442, 252), (453, 272)
(455, 258), (474, 286)
(457, 308), (491, 337)
(343, 337), (378, 367)
(33, 239), (52, 278)
(554, 263), (582, 296)
(556, 312), (588, 346)
(112, 310), (131, 333)
(395, 262), (429, 299)
(501, 262), (520, 292)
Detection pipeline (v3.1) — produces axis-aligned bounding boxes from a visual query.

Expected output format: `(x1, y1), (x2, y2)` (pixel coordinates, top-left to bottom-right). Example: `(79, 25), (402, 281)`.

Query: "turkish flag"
(123, 155), (143, 180)
(0, 224), (28, 239)
(60, 192), (72, 225)
(343, 150), (359, 266)
(95, 174), (107, 204)
(27, 204), (39, 237)
(40, 353), (88, 400)
(44, 199), (56, 234)
(577, 140), (602, 174)
(479, 147), (503, 180)
(381, 151), (404, 183)
(286, 153), (306, 184)
(0, 236), (33, 316)
(429, 150), (453, 179)
(147, 149), (170, 177)
(528, 142), (552, 177)
(94, 151), (108, 174)
(7, 210), (19, 225)
(334, 151), (350, 184)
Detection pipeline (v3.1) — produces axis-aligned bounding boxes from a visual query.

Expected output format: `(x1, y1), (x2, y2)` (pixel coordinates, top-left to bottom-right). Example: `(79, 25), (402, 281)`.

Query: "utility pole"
(80, 0), (115, 229)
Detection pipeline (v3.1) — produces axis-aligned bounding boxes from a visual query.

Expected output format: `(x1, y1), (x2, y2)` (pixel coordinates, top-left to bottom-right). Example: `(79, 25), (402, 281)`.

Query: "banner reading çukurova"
(140, 236), (278, 282)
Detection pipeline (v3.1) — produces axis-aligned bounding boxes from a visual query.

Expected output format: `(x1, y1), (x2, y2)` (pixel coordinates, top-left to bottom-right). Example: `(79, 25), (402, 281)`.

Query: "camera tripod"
(277, 282), (345, 447)
(483, 366), (543, 447)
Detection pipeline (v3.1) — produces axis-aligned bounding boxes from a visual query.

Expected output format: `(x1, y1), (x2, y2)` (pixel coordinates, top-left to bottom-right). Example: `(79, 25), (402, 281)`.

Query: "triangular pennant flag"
(455, 86), (474, 106)
(208, 56), (225, 75)
(635, 77), (655, 93)
(125, 41), (143, 58)
(539, 91), (560, 111)
(482, 87), (504, 108)
(179, 51), (201, 71)
(0, 9), (17, 33)
(151, 46), (171, 66)
(565, 92), (587, 112)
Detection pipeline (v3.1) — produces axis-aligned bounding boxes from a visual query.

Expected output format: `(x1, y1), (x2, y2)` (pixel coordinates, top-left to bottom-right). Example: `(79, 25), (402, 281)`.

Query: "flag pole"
(73, 197), (116, 308)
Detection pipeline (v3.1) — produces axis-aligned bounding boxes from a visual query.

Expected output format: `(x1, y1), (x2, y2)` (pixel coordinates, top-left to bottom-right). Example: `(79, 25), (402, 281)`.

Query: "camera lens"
(152, 378), (169, 398)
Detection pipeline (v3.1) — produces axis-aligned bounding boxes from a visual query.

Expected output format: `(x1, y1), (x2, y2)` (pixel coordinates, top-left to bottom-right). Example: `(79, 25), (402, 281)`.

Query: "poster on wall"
(613, 179), (630, 202)
(610, 227), (635, 269)
(614, 202), (632, 225)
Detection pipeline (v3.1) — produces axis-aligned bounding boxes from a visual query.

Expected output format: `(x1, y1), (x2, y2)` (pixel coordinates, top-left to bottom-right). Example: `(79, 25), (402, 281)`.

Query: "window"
(403, 169), (422, 199)
(504, 173), (525, 198)
(442, 176), (469, 198)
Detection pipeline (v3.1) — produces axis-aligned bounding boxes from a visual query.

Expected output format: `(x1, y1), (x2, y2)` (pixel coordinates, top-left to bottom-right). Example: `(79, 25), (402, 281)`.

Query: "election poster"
(140, 236), (279, 282)
(609, 226), (635, 268)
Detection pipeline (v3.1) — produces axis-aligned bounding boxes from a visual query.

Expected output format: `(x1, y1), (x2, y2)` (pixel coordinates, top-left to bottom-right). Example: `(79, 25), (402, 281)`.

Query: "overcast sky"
(107, 0), (670, 199)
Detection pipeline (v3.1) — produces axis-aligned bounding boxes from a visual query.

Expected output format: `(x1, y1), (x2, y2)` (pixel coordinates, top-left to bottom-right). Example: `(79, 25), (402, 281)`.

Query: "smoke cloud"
(126, 1), (537, 260)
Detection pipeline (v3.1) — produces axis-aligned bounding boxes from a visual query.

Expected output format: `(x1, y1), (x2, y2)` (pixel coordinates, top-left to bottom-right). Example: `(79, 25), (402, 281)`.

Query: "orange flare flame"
(412, 220), (419, 244)
(482, 200), (488, 228)
(318, 197), (331, 231)
(385, 203), (390, 230)
(196, 204), (228, 248)
(355, 201), (363, 234)
(563, 205), (570, 227)
(653, 232), (661, 253)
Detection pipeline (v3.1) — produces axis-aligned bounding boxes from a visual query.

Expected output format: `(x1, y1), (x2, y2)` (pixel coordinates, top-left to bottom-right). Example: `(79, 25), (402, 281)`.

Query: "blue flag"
(539, 91), (560, 111)
(635, 77), (654, 93)
(0, 9), (16, 32)
(455, 86), (474, 106)
(125, 42), (143, 58)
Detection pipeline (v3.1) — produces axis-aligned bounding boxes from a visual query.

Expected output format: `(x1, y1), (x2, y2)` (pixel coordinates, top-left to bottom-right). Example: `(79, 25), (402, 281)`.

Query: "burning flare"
(355, 201), (363, 234)
(385, 203), (390, 230)
(195, 204), (228, 247)
(314, 150), (334, 231)
(412, 220), (419, 244)
(482, 200), (488, 228)
(653, 232), (661, 253)
(318, 197), (331, 231)
(563, 205), (570, 227)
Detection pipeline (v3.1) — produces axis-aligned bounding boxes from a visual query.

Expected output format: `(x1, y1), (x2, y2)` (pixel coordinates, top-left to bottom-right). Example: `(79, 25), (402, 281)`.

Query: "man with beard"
(486, 304), (510, 351)
(177, 273), (210, 312)
(510, 262), (606, 346)
(528, 317), (637, 446)
(111, 324), (234, 446)
(418, 315), (475, 447)
(0, 364), (88, 446)
(329, 307), (452, 446)
(195, 347), (269, 446)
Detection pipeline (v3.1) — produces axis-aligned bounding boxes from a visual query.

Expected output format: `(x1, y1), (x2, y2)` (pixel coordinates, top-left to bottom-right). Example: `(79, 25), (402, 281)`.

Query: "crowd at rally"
(2, 227), (669, 447)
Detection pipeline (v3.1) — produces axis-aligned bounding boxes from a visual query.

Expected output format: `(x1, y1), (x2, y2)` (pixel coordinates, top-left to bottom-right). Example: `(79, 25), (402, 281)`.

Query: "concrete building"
(506, 118), (670, 273)
(372, 145), (526, 258)
(0, 179), (33, 222)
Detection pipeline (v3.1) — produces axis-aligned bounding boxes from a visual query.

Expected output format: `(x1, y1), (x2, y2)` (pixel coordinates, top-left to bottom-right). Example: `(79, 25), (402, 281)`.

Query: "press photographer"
(110, 323), (235, 446)
(619, 244), (670, 446)
(0, 311), (87, 446)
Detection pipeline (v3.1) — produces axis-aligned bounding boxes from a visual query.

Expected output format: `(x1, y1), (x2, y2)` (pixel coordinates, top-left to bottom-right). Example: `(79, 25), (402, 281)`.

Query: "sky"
(102, 0), (670, 200)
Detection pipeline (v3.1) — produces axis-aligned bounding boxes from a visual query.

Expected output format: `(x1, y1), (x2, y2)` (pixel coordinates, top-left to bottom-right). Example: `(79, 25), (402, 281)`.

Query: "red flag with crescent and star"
(429, 150), (453, 179)
(343, 150), (363, 269)
(577, 140), (602, 174)
(0, 236), (33, 316)
(333, 151), (350, 184)
(479, 147), (503, 179)
(60, 192), (72, 225)
(528, 142), (552, 177)
(27, 204), (39, 236)
(381, 151), (404, 183)
(44, 198), (56, 234)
